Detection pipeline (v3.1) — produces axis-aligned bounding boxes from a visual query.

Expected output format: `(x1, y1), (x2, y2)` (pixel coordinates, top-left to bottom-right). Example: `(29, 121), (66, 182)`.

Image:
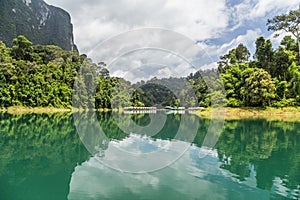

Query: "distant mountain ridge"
(0, 0), (77, 51)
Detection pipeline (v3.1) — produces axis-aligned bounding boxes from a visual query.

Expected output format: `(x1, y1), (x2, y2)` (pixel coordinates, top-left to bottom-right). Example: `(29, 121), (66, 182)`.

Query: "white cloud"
(45, 0), (229, 53)
(219, 29), (262, 53)
(250, 0), (300, 18)
(198, 62), (218, 70)
(229, 0), (299, 28)
(84, 29), (210, 82)
(228, 0), (253, 29)
(44, 0), (299, 74)
(193, 28), (262, 63)
(68, 135), (264, 199)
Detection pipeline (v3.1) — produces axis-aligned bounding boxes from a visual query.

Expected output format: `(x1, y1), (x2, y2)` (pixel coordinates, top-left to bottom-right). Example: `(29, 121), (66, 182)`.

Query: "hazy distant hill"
(0, 0), (77, 51)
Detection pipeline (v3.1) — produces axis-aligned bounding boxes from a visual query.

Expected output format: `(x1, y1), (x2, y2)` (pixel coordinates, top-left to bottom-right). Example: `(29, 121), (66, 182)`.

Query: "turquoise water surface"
(0, 112), (299, 199)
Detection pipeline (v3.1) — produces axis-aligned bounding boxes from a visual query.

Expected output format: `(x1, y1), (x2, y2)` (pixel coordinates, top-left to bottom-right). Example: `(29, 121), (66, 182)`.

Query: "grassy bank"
(196, 107), (300, 121)
(0, 106), (115, 114)
(2, 106), (300, 121)
(0, 106), (72, 114)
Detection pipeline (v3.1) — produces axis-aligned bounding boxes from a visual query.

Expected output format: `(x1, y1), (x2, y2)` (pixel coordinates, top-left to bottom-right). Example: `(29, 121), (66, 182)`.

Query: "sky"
(44, 0), (299, 81)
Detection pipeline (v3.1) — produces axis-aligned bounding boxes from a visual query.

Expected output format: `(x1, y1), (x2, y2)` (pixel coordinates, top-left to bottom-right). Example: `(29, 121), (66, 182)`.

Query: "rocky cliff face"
(0, 0), (77, 51)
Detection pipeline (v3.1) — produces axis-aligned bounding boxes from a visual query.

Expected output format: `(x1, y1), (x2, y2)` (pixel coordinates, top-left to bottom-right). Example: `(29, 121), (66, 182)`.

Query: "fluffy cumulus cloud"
(250, 0), (300, 18)
(220, 29), (262, 54)
(228, 0), (299, 29)
(44, 0), (299, 80)
(45, 0), (229, 53)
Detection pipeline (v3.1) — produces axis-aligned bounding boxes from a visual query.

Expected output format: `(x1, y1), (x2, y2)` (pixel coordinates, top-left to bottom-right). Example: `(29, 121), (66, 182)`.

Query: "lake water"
(0, 112), (299, 200)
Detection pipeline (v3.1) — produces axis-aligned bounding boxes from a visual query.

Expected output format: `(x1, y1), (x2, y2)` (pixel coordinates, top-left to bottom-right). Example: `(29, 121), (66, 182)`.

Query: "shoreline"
(196, 107), (300, 121)
(0, 106), (115, 114)
(0, 107), (72, 114)
(1, 106), (300, 121)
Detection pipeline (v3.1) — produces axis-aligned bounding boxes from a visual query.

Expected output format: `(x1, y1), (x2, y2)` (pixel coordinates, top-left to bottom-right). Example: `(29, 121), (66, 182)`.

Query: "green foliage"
(11, 35), (33, 60)
(132, 77), (199, 107)
(255, 36), (273, 72)
(218, 43), (250, 73)
(136, 83), (176, 107)
(221, 64), (248, 102)
(271, 48), (296, 80)
(110, 78), (132, 108)
(188, 69), (223, 107)
(274, 80), (288, 100)
(226, 98), (242, 107)
(0, 36), (82, 108)
(1, 25), (300, 109)
(280, 35), (298, 53)
(130, 88), (145, 107)
(267, 6), (300, 63)
(241, 69), (275, 107)
(216, 22), (300, 108)
(0, 36), (138, 109)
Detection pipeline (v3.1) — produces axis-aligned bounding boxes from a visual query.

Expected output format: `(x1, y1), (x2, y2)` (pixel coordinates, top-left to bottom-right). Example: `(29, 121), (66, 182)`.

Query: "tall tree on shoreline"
(254, 36), (273, 73)
(267, 6), (300, 63)
(217, 43), (250, 73)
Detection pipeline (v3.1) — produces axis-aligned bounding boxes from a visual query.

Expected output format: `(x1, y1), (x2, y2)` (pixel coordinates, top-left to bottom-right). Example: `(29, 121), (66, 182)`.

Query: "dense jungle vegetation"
(0, 7), (299, 109)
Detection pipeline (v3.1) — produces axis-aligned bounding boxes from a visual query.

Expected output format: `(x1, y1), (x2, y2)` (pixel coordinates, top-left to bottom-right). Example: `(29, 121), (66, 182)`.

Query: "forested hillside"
(216, 34), (300, 107)
(192, 6), (300, 107)
(0, 35), (81, 108)
(0, 34), (300, 109)
(0, 35), (141, 109)
(0, 7), (299, 109)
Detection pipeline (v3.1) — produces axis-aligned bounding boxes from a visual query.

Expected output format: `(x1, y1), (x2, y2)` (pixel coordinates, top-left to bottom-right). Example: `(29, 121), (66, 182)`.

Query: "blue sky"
(44, 0), (299, 80)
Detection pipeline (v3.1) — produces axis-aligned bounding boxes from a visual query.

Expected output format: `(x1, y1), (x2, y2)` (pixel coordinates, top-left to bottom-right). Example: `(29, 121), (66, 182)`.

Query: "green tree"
(280, 35), (298, 53)
(130, 88), (145, 107)
(11, 35), (33, 61)
(241, 69), (275, 107)
(0, 36), (85, 108)
(267, 6), (300, 63)
(235, 43), (251, 63)
(271, 47), (297, 80)
(218, 43), (250, 73)
(110, 78), (131, 108)
(73, 59), (97, 109)
(221, 64), (245, 107)
(254, 36), (273, 73)
(287, 62), (300, 104)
